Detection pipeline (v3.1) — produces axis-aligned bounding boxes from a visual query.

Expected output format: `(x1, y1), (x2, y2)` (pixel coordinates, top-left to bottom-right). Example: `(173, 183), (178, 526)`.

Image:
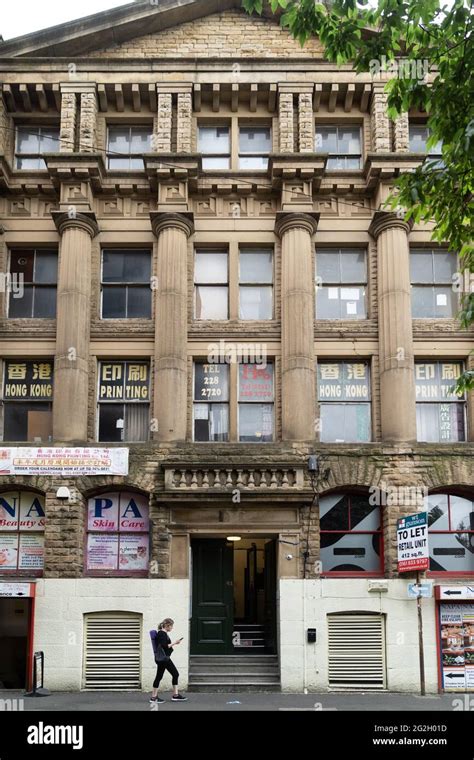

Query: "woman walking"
(150, 618), (188, 703)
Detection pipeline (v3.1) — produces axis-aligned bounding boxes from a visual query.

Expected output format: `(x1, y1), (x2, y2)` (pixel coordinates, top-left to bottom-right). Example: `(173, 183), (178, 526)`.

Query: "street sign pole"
(416, 570), (426, 696)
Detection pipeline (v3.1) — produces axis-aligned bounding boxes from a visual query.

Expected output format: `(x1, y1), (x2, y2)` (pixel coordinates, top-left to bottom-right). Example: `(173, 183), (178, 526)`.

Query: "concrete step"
(190, 667), (279, 676)
(189, 676), (280, 684)
(189, 683), (281, 693)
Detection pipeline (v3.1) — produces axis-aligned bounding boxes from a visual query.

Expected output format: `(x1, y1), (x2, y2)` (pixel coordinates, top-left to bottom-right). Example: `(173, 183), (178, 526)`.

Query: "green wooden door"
(191, 539), (234, 654)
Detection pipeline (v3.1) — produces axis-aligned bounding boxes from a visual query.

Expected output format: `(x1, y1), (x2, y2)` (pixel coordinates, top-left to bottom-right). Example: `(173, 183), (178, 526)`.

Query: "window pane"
(129, 129), (152, 153)
(416, 404), (439, 441)
(433, 250), (456, 282)
(429, 532), (474, 573)
(108, 127), (131, 154)
(10, 251), (34, 280)
(17, 127), (40, 153)
(198, 127), (230, 154)
(33, 287), (56, 318)
(238, 403), (273, 442)
(98, 403), (124, 442)
(123, 252), (151, 283)
(35, 252), (58, 283)
(339, 287), (366, 318)
(239, 156), (269, 170)
(338, 127), (360, 154)
(239, 286), (272, 319)
(127, 287), (152, 318)
(129, 157), (145, 170)
(340, 251), (366, 282)
(344, 157), (362, 170)
(350, 496), (380, 531)
(202, 156), (231, 170)
(9, 286), (33, 318)
(316, 287), (341, 319)
(194, 364), (229, 402)
(321, 532), (381, 573)
(108, 157), (133, 170)
(239, 364), (274, 401)
(327, 156), (350, 170)
(16, 157), (44, 170)
(320, 494), (349, 531)
(39, 129), (60, 152)
(439, 403), (465, 442)
(410, 250), (434, 283)
(240, 252), (273, 283)
(433, 287), (457, 318)
(195, 286), (228, 319)
(103, 251), (127, 282)
(411, 287), (435, 317)
(124, 403), (149, 442)
(316, 127), (337, 153)
(320, 404), (370, 442)
(409, 125), (429, 152)
(239, 127), (271, 153)
(427, 493), (450, 530)
(102, 287), (127, 318)
(320, 403), (345, 442)
(194, 403), (229, 442)
(195, 252), (228, 284)
(3, 402), (51, 442)
(450, 496), (474, 533)
(318, 251), (340, 283)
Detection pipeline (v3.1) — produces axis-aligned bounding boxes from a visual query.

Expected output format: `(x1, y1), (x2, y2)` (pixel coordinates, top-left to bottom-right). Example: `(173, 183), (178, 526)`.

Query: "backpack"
(150, 629), (170, 664)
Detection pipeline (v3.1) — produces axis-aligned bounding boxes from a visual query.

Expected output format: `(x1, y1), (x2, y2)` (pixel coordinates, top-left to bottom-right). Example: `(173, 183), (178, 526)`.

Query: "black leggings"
(153, 659), (179, 688)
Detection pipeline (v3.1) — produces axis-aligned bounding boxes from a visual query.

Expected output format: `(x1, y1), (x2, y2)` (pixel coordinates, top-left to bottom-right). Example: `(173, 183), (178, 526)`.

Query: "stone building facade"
(0, 0), (472, 694)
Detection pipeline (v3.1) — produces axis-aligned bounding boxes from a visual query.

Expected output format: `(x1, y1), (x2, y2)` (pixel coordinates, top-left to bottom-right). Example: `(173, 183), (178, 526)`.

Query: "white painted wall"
(33, 579), (190, 692)
(279, 579), (439, 694)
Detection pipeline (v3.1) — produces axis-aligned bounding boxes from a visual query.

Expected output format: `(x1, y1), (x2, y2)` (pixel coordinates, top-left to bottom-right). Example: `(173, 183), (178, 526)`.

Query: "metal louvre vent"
(327, 613), (386, 690)
(83, 612), (142, 690)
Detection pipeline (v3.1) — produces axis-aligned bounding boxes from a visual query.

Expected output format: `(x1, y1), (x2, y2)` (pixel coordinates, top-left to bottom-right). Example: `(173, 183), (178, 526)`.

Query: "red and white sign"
(0, 582), (35, 597)
(0, 447), (129, 476)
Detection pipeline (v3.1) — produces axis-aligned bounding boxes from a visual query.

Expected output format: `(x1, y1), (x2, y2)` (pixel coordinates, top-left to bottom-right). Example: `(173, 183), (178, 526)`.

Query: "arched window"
(0, 491), (45, 575)
(427, 493), (474, 574)
(86, 492), (149, 576)
(319, 493), (383, 575)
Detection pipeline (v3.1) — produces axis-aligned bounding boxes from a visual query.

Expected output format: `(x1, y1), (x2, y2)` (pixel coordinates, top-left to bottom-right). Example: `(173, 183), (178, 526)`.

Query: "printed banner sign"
(0, 448), (129, 476)
(397, 512), (429, 572)
(440, 603), (474, 692)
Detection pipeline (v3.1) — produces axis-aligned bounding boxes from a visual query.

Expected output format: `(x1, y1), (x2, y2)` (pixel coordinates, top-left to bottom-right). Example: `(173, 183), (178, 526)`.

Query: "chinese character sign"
(3, 361), (53, 400)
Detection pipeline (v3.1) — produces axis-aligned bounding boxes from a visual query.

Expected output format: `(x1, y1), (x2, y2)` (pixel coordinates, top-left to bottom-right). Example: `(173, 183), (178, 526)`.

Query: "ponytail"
(158, 618), (174, 630)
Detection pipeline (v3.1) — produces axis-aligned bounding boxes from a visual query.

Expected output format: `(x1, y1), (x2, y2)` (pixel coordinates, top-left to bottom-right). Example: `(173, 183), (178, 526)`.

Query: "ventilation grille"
(327, 613), (386, 690)
(83, 612), (142, 690)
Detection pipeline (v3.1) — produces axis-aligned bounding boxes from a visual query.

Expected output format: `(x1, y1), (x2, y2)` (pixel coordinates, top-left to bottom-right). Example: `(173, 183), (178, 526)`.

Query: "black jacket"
(156, 629), (173, 658)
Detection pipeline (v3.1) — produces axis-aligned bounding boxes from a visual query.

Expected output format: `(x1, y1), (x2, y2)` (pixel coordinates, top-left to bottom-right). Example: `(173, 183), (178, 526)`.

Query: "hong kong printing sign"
(3, 361), (53, 399)
(397, 512), (430, 572)
(0, 448), (129, 476)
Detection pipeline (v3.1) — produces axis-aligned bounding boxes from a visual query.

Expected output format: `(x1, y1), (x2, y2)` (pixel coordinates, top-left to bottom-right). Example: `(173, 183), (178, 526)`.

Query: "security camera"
(56, 486), (71, 500)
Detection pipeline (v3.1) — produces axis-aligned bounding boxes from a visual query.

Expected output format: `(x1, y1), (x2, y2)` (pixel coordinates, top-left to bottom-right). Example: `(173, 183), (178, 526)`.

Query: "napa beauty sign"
(397, 512), (429, 572)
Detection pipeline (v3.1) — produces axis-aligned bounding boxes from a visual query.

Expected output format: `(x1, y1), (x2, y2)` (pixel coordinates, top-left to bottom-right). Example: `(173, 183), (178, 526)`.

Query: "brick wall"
(90, 10), (325, 59)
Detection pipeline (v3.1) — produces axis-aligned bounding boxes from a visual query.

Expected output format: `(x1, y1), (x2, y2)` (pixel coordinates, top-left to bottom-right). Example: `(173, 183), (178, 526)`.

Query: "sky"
(1, 0), (132, 40)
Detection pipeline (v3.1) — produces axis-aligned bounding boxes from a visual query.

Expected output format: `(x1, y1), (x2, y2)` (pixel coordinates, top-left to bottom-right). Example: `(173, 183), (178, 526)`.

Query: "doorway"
(0, 598), (32, 689)
(190, 537), (277, 656)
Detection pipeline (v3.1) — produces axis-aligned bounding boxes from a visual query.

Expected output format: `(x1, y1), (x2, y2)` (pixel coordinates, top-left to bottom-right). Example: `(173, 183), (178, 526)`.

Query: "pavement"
(1, 689), (469, 711)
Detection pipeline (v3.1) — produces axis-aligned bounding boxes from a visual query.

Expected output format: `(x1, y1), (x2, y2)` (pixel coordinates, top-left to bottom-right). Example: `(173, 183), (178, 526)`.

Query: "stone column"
(0, 91), (11, 156)
(151, 212), (194, 441)
(278, 91), (294, 153)
(394, 113), (410, 152)
(275, 212), (319, 441)
(59, 89), (77, 152)
(298, 92), (314, 153)
(52, 212), (98, 442)
(177, 88), (193, 153)
(369, 211), (417, 442)
(79, 88), (98, 153)
(155, 91), (172, 153)
(371, 86), (391, 152)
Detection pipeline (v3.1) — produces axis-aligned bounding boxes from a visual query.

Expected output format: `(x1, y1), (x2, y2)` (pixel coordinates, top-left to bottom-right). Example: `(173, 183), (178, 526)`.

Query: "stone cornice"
(274, 211), (320, 238)
(150, 211), (195, 238)
(51, 211), (99, 238)
(369, 210), (414, 239)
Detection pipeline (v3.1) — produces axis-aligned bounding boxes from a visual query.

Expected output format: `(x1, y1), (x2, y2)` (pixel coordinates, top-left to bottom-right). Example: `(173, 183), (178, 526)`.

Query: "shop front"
(0, 581), (36, 690)
(435, 585), (474, 693)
